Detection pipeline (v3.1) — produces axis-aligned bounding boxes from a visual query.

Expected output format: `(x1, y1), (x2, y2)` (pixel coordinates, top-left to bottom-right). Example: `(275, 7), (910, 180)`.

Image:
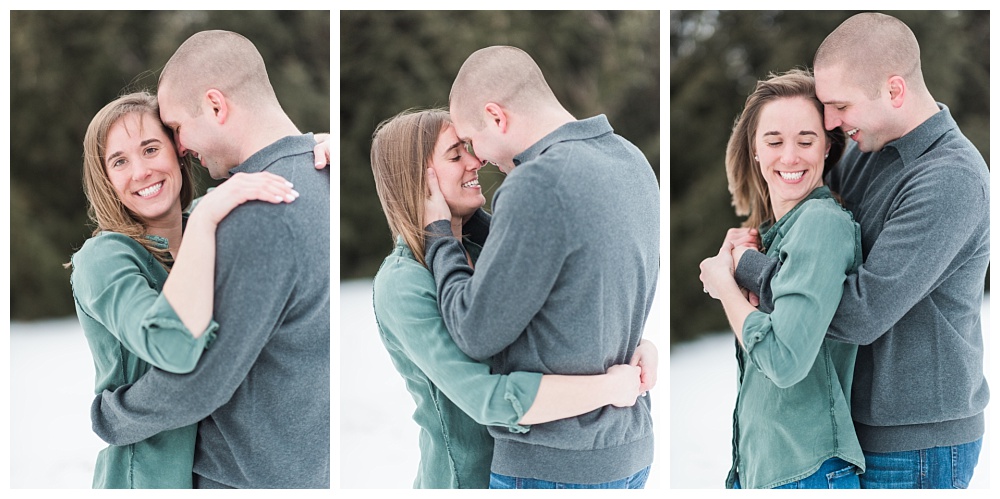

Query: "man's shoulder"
(916, 131), (989, 178)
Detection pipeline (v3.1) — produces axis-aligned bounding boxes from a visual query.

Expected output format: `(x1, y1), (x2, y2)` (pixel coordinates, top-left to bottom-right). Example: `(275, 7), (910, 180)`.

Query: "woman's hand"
(194, 172), (298, 227)
(423, 168), (452, 227)
(630, 339), (658, 395)
(313, 133), (330, 169)
(723, 227), (760, 251)
(605, 364), (643, 408)
(700, 241), (739, 300)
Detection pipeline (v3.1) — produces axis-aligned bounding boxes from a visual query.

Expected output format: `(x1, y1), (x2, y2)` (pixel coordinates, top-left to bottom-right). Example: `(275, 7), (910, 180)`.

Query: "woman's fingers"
(313, 133), (331, 169)
(225, 172), (298, 204)
(423, 168), (452, 224)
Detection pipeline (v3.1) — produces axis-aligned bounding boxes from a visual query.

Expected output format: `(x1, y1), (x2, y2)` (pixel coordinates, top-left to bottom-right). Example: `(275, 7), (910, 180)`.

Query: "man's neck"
(898, 91), (941, 139)
(236, 109), (302, 165)
(520, 107), (576, 152)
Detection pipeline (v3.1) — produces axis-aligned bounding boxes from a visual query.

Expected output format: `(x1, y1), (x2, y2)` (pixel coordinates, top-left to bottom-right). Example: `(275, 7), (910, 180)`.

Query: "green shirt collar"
(760, 185), (836, 251)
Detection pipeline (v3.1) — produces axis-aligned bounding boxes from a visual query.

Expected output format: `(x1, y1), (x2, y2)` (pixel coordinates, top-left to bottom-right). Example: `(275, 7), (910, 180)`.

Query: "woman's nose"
(780, 145), (799, 165)
(467, 155), (484, 171)
(131, 160), (152, 180)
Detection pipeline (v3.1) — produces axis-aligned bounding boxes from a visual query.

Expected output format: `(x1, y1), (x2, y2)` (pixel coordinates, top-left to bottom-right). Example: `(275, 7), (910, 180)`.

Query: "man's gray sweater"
(425, 115), (660, 483)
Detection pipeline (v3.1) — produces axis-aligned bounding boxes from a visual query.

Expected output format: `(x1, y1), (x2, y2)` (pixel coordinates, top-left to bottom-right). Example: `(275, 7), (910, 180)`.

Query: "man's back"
(196, 134), (331, 487)
(428, 115), (659, 483)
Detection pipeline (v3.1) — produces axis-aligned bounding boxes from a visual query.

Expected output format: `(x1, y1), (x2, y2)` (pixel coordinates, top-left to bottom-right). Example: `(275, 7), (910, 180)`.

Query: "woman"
(369, 108), (657, 489)
(698, 69), (865, 489)
(69, 91), (326, 488)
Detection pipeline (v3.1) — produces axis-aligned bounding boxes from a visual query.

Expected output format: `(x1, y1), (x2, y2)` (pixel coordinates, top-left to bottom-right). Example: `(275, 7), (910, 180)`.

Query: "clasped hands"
(699, 228), (760, 305)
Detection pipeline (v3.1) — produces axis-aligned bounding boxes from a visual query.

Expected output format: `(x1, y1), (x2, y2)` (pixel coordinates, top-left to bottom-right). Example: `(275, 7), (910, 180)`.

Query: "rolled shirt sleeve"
(374, 255), (540, 432)
(71, 233), (216, 374)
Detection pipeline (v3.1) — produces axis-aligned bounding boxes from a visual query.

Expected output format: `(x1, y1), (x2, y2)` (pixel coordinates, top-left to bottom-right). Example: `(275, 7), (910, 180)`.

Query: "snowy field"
(7, 283), (991, 489)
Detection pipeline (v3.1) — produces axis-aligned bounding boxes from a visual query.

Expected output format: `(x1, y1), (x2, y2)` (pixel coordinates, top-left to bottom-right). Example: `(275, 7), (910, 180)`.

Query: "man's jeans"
(733, 457), (860, 489)
(860, 437), (982, 489)
(489, 465), (650, 489)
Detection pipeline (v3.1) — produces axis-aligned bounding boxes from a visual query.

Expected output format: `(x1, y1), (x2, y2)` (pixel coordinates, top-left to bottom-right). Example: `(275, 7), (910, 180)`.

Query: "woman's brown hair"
(370, 108), (450, 267)
(79, 91), (195, 268)
(726, 68), (846, 228)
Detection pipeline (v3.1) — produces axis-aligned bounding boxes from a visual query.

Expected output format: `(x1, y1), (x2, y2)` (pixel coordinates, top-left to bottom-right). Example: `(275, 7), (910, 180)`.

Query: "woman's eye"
(111, 158), (126, 168)
(799, 142), (813, 147)
(766, 142), (781, 147)
(449, 156), (460, 162)
(144, 146), (159, 155)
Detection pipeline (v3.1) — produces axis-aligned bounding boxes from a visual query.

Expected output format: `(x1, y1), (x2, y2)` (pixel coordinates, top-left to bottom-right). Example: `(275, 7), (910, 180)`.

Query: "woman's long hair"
(725, 69), (846, 228)
(79, 91), (195, 268)
(370, 108), (450, 267)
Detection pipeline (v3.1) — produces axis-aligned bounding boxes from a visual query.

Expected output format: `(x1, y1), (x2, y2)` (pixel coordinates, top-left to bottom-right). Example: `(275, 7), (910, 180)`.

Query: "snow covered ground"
(7, 284), (990, 489)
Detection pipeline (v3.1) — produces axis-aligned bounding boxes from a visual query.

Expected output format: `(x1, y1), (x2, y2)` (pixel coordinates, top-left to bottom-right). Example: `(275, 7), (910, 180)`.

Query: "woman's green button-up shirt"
(727, 186), (866, 489)
(71, 231), (218, 488)
(372, 237), (542, 489)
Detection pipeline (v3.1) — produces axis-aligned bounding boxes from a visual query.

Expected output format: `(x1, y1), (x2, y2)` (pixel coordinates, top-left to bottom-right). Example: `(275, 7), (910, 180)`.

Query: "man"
(423, 46), (659, 488)
(91, 30), (330, 488)
(730, 13), (989, 488)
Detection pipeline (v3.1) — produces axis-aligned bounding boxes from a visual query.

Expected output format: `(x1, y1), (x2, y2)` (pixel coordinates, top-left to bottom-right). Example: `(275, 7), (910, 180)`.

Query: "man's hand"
(630, 339), (658, 395)
(423, 168), (452, 226)
(313, 133), (330, 169)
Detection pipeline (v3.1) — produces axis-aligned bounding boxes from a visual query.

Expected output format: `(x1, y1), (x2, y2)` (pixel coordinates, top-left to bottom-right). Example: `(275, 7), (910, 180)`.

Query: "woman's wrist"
(186, 207), (222, 232)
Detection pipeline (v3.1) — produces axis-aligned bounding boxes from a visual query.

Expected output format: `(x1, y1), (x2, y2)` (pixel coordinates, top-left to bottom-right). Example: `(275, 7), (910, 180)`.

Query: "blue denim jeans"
(859, 437), (982, 489)
(489, 465), (650, 489)
(733, 457), (860, 489)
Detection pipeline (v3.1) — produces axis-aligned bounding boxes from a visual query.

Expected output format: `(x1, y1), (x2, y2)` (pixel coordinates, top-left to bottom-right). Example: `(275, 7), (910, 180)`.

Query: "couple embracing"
(71, 30), (330, 489)
(370, 46), (661, 489)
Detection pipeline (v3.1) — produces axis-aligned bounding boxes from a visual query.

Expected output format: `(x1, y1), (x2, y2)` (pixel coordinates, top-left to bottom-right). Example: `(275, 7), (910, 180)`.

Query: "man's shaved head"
(159, 30), (277, 115)
(814, 13), (925, 99)
(449, 45), (559, 129)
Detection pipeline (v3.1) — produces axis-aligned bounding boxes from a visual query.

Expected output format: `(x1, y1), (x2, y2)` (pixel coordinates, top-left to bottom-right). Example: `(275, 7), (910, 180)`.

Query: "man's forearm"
(424, 220), (510, 359)
(733, 250), (779, 313)
(91, 369), (215, 445)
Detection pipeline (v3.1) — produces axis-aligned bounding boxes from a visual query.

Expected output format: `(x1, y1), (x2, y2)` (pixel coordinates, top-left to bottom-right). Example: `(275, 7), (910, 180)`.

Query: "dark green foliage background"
(670, 11), (989, 344)
(9, 11), (330, 320)
(339, 11), (661, 279)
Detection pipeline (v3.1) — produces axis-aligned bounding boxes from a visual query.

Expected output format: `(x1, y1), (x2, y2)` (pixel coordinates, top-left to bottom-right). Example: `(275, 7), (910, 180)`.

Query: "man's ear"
(484, 102), (507, 133)
(887, 76), (906, 109)
(204, 89), (229, 124)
